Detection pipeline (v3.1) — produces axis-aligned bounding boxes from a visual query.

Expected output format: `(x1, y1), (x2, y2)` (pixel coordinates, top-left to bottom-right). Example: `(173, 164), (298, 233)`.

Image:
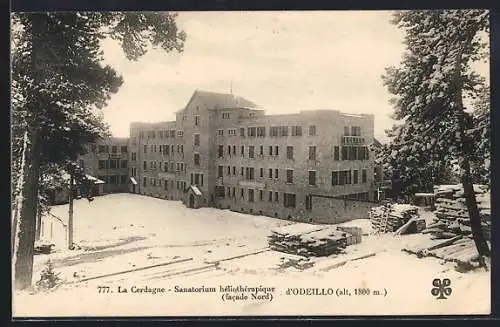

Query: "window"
(143, 145), (147, 153)
(249, 146), (255, 158)
(164, 180), (168, 190)
(194, 115), (200, 125)
(341, 146), (369, 160)
(111, 146), (117, 153)
(351, 126), (361, 136)
(257, 127), (266, 137)
(227, 145), (231, 156)
(110, 159), (118, 169)
(232, 187), (236, 198)
(240, 167), (244, 176)
(131, 167), (136, 176)
(286, 169), (294, 183)
(274, 192), (279, 202)
(344, 126), (350, 136)
(248, 127), (256, 137)
(334, 146), (340, 161)
(227, 166), (231, 175)
(150, 161), (153, 169)
(268, 168), (273, 179)
(120, 175), (127, 184)
(120, 160), (128, 169)
(274, 169), (279, 179)
(121, 146), (128, 153)
(194, 134), (200, 146)
(260, 168), (264, 178)
(228, 129), (236, 136)
(259, 146), (264, 156)
(286, 146), (294, 159)
(164, 162), (168, 172)
(98, 160), (107, 169)
(269, 146), (273, 156)
(284, 193), (296, 208)
(143, 177), (147, 187)
(309, 170), (317, 186)
(362, 169), (367, 183)
(245, 167), (255, 180)
(332, 171), (339, 186)
(222, 112), (230, 119)
(274, 146), (279, 156)
(177, 130), (184, 137)
(291, 126), (302, 136)
(309, 146), (316, 160)
(143, 161), (147, 170)
(268, 191), (273, 202)
(218, 145), (224, 158)
(232, 166), (236, 175)
(279, 126), (288, 137)
(170, 130), (175, 138)
(248, 189), (255, 203)
(240, 128), (245, 137)
(259, 190), (264, 201)
(99, 145), (106, 153)
(240, 188), (244, 198)
(194, 153), (200, 166)
(218, 165), (223, 178)
(151, 144), (155, 153)
(270, 126), (279, 137)
(241, 146), (245, 157)
(353, 170), (359, 184)
(232, 145), (236, 156)
(217, 129), (224, 136)
(309, 125), (316, 136)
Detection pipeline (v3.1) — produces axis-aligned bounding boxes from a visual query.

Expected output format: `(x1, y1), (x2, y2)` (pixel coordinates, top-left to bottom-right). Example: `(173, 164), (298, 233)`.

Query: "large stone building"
(78, 137), (130, 194)
(122, 90), (377, 224)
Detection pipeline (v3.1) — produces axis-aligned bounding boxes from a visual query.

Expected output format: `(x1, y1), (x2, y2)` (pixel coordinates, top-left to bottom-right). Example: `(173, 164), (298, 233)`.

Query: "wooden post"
(68, 173), (74, 249)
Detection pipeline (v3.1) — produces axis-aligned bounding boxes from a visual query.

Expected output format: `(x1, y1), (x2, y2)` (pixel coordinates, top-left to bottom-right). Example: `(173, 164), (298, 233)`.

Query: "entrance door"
(132, 184), (136, 193)
(189, 194), (195, 208)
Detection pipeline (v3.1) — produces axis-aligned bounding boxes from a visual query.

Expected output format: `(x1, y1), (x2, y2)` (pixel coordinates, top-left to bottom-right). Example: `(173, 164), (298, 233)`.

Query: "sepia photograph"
(11, 10), (491, 317)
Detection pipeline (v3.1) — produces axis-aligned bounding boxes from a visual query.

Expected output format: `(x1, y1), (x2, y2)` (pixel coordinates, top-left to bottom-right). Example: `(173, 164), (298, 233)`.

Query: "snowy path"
(14, 194), (490, 317)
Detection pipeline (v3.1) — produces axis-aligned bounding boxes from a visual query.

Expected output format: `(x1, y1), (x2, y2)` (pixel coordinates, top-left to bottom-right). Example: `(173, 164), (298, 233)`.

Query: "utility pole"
(68, 172), (74, 249)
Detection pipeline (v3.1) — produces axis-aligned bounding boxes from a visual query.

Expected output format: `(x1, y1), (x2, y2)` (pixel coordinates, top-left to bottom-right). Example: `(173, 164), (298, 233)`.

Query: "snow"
(13, 194), (490, 316)
(190, 185), (202, 196)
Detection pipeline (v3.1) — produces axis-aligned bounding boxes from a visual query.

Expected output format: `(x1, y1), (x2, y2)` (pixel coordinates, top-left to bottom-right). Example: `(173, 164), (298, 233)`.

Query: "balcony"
(341, 136), (365, 145)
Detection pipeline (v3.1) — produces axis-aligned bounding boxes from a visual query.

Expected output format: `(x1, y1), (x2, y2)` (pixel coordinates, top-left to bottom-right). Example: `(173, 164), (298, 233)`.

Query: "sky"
(99, 11), (489, 142)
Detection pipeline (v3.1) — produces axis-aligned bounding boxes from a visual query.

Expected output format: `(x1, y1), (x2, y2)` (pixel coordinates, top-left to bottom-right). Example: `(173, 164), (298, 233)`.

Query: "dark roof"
(372, 138), (382, 148)
(184, 90), (260, 111)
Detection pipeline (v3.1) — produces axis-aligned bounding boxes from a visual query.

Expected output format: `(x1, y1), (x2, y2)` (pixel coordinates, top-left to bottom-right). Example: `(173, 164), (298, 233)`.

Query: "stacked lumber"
(369, 203), (420, 234)
(268, 224), (354, 257)
(422, 184), (491, 240)
(403, 235), (481, 271)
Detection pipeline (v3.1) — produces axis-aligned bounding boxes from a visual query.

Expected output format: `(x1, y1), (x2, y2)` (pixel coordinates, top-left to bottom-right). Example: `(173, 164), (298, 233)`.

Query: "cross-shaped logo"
(431, 278), (452, 299)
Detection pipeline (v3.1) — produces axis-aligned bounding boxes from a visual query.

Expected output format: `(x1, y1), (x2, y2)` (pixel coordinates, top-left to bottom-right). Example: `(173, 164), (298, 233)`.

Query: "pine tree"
(381, 10), (490, 263)
(11, 12), (186, 290)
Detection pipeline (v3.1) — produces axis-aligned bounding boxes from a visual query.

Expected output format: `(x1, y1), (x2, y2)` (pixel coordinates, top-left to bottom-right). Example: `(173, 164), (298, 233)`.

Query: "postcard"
(11, 10), (491, 317)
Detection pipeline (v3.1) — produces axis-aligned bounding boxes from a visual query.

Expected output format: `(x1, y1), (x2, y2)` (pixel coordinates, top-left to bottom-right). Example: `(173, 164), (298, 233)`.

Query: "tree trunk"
(12, 127), (43, 291)
(35, 198), (42, 241)
(68, 174), (74, 249)
(456, 107), (490, 265)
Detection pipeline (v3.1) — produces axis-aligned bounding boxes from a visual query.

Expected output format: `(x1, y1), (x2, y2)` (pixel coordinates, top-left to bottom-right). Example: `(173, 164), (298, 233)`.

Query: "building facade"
(125, 90), (377, 224)
(78, 137), (130, 194)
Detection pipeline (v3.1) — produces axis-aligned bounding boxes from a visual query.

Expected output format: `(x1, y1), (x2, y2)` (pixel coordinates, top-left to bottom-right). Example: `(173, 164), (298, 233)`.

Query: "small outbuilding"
(184, 185), (203, 209)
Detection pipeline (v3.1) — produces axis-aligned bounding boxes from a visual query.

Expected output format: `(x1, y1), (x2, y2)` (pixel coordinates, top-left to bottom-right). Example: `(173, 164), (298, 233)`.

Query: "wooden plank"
(426, 235), (462, 251)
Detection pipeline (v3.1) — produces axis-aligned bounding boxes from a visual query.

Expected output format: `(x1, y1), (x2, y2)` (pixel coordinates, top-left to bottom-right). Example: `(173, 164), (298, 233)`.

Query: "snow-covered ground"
(13, 194), (490, 317)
